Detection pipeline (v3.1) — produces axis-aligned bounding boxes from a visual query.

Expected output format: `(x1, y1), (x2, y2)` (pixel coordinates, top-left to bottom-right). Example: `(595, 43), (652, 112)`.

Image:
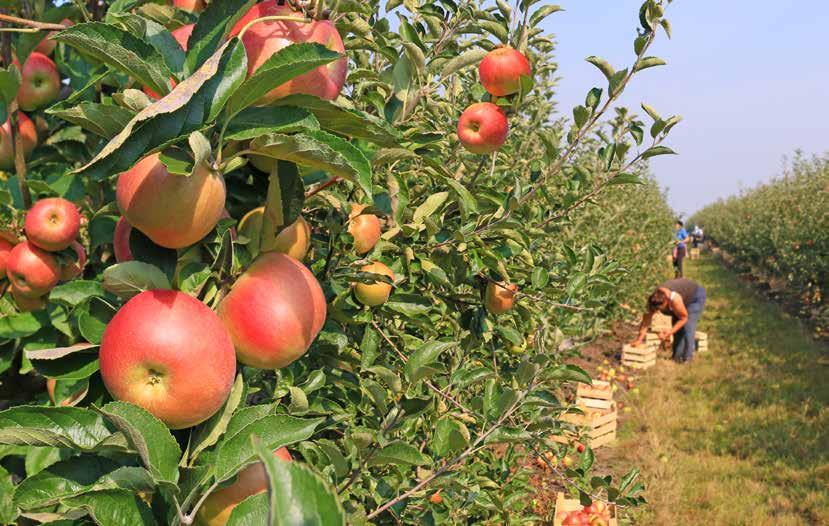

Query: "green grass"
(614, 255), (829, 525)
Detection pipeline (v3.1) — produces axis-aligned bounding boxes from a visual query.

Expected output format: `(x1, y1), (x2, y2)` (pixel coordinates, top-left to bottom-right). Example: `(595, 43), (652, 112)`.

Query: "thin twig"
(0, 13), (67, 30)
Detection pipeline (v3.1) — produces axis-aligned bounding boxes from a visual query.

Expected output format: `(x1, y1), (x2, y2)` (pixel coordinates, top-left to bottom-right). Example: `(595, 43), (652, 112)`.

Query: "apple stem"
(304, 176), (341, 199)
(236, 15), (311, 41)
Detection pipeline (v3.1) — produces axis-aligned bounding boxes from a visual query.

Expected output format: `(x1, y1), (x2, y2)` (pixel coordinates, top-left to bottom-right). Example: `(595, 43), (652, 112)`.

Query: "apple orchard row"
(0, 1), (536, 523)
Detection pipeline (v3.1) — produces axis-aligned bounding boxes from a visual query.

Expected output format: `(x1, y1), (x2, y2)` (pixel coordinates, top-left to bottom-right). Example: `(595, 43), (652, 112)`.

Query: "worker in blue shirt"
(673, 220), (690, 277)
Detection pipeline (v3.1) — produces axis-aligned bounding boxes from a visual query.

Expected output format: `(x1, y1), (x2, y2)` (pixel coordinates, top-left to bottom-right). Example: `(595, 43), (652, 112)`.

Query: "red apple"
(0, 237), (12, 277)
(196, 447), (291, 526)
(11, 285), (47, 312)
(60, 241), (86, 281)
(347, 204), (381, 255)
(457, 102), (508, 154)
(576, 442), (586, 453)
(99, 290), (236, 429)
(218, 253), (326, 369)
(237, 207), (311, 260)
(562, 510), (590, 526)
(173, 0), (205, 13)
(17, 52), (61, 111)
(0, 112), (39, 170)
(6, 241), (61, 298)
(354, 261), (394, 307)
(113, 217), (134, 263)
(484, 281), (517, 315)
(33, 19), (74, 56)
(229, 1), (348, 103)
(479, 46), (532, 97)
(24, 197), (81, 252)
(116, 153), (227, 249)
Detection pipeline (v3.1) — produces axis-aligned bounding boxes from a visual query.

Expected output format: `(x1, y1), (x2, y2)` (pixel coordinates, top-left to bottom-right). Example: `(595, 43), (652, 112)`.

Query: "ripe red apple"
(562, 510), (590, 526)
(457, 102), (508, 154)
(347, 204), (381, 254)
(113, 217), (134, 262)
(6, 241), (61, 298)
(229, 1), (348, 103)
(60, 241), (86, 281)
(196, 447), (291, 526)
(218, 253), (326, 369)
(479, 46), (532, 97)
(576, 442), (586, 453)
(0, 237), (13, 277)
(33, 19), (74, 56)
(17, 52), (61, 111)
(0, 112), (39, 170)
(354, 261), (394, 306)
(99, 290), (236, 429)
(24, 197), (81, 252)
(484, 281), (517, 315)
(429, 491), (443, 505)
(144, 24), (194, 99)
(173, 0), (205, 13)
(116, 153), (227, 249)
(237, 207), (311, 260)
(11, 285), (47, 312)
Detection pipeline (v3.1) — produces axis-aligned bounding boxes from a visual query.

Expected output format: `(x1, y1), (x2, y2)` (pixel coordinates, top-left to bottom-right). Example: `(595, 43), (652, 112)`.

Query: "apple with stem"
(5, 241), (61, 298)
(457, 102), (508, 154)
(479, 46), (532, 97)
(24, 197), (81, 252)
(348, 204), (381, 254)
(17, 52), (61, 111)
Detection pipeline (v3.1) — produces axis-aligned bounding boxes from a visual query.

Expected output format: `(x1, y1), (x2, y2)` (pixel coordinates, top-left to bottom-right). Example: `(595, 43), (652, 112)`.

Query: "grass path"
(614, 255), (829, 525)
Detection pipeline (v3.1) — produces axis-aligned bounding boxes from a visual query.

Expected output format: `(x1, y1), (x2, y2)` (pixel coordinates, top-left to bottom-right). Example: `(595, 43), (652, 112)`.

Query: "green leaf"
(367, 441), (430, 467)
(607, 173), (643, 186)
(185, 0), (256, 73)
(411, 191), (449, 226)
(250, 436), (346, 526)
(189, 374), (245, 464)
(273, 95), (402, 147)
(102, 261), (172, 300)
(98, 402), (181, 488)
(14, 457), (152, 510)
(431, 418), (470, 457)
(641, 146), (677, 159)
(0, 406), (123, 451)
(0, 465), (15, 525)
(439, 48), (488, 79)
(26, 343), (100, 381)
(61, 489), (157, 526)
(634, 56), (667, 72)
(110, 13), (186, 76)
(225, 43), (342, 116)
(404, 340), (455, 384)
(0, 65), (21, 123)
(49, 281), (105, 307)
(215, 415), (323, 482)
(531, 267), (549, 288)
(74, 39), (247, 181)
(250, 130), (372, 199)
(530, 5), (564, 26)
(585, 56), (615, 80)
(223, 106), (319, 141)
(227, 493), (270, 526)
(0, 311), (49, 339)
(53, 22), (173, 96)
(258, 160), (305, 253)
(547, 364), (592, 384)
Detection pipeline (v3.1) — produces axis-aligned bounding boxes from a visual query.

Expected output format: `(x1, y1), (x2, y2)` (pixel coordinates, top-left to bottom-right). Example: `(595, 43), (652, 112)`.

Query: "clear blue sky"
(546, 1), (829, 217)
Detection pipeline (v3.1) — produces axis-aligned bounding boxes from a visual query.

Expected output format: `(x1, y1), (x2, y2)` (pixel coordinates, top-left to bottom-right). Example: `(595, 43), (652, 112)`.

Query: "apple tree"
(0, 0), (678, 524)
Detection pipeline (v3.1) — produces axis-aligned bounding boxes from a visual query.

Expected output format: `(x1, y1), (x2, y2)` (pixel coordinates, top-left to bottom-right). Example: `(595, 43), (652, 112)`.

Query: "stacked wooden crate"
(554, 381), (617, 449)
(651, 312), (672, 333)
(622, 343), (657, 369)
(695, 331), (709, 352)
(689, 247), (701, 259)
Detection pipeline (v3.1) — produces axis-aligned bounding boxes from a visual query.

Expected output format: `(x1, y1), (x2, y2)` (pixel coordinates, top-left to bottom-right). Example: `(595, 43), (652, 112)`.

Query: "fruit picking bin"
(553, 492), (618, 526)
(576, 380), (613, 410)
(621, 344), (657, 370)
(552, 402), (617, 449)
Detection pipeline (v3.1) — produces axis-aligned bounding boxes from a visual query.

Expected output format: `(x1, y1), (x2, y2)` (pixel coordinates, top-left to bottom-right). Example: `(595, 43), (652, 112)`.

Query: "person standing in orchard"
(631, 277), (707, 363)
(673, 220), (690, 277)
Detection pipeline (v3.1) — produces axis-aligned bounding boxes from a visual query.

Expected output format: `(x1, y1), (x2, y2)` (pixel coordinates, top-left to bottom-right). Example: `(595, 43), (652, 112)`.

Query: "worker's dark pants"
(674, 246), (687, 277)
(672, 286), (706, 362)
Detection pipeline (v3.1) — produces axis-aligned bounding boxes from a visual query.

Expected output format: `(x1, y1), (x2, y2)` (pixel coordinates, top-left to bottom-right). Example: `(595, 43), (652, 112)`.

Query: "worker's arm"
(660, 296), (688, 340)
(631, 311), (654, 346)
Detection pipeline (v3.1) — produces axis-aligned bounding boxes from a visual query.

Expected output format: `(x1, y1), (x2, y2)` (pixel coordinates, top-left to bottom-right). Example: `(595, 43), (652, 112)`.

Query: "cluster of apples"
(457, 47), (531, 154)
(0, 198), (85, 311)
(561, 501), (612, 526)
(597, 361), (636, 391)
(0, 40), (62, 170)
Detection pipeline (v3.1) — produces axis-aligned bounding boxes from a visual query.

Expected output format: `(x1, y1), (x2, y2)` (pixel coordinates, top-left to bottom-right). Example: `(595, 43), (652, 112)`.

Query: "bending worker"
(631, 277), (707, 363)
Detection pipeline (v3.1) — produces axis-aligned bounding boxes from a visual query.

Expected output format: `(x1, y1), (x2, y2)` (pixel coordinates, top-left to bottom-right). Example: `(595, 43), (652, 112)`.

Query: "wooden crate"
(644, 332), (671, 348)
(695, 331), (709, 352)
(554, 403), (617, 449)
(622, 344), (657, 370)
(576, 380), (613, 410)
(650, 312), (672, 332)
(553, 493), (618, 526)
(689, 248), (701, 260)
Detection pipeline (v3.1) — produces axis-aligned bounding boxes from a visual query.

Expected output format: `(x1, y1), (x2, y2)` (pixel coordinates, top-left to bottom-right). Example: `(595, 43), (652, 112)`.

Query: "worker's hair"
(675, 220), (684, 227)
(647, 289), (668, 312)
